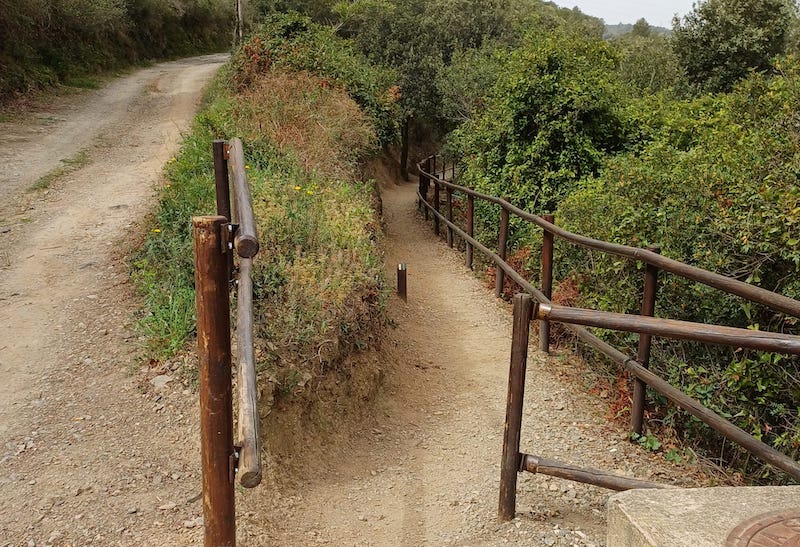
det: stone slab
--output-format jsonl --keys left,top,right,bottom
{"left": 607, "top": 486, "right": 800, "bottom": 546}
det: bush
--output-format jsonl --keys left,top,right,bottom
{"left": 135, "top": 26, "right": 386, "bottom": 411}
{"left": 555, "top": 60, "right": 800, "bottom": 477}
{"left": 229, "top": 13, "right": 398, "bottom": 146}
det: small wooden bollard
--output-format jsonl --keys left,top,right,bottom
{"left": 499, "top": 294, "right": 534, "bottom": 522}
{"left": 193, "top": 216, "right": 236, "bottom": 547}
{"left": 397, "top": 263, "right": 407, "bottom": 302}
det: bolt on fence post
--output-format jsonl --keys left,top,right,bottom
{"left": 631, "top": 246, "right": 661, "bottom": 436}
{"left": 540, "top": 214, "right": 555, "bottom": 353}
{"left": 397, "top": 263, "right": 407, "bottom": 302}
{"left": 466, "top": 194, "right": 475, "bottom": 270}
{"left": 499, "top": 293, "right": 534, "bottom": 522}
{"left": 433, "top": 177, "right": 441, "bottom": 237}
{"left": 495, "top": 201, "right": 510, "bottom": 298}
{"left": 193, "top": 216, "right": 236, "bottom": 547}
{"left": 446, "top": 187, "right": 454, "bottom": 248}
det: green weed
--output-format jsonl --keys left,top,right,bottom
{"left": 30, "top": 149, "right": 90, "bottom": 191}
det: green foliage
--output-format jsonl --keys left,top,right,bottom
{"left": 0, "top": 0, "right": 233, "bottom": 98}
{"left": 614, "top": 34, "right": 682, "bottom": 95}
{"left": 450, "top": 32, "right": 628, "bottom": 216}
{"left": 135, "top": 31, "right": 385, "bottom": 399}
{"left": 229, "top": 13, "right": 398, "bottom": 145}
{"left": 556, "top": 61, "right": 800, "bottom": 476}
{"left": 672, "top": 0, "right": 795, "bottom": 93}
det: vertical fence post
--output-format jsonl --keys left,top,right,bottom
{"left": 213, "top": 140, "right": 232, "bottom": 222}
{"left": 495, "top": 202, "right": 510, "bottom": 298}
{"left": 193, "top": 216, "right": 236, "bottom": 547}
{"left": 423, "top": 158, "right": 431, "bottom": 221}
{"left": 433, "top": 177, "right": 441, "bottom": 237}
{"left": 397, "top": 263, "right": 407, "bottom": 302}
{"left": 432, "top": 155, "right": 437, "bottom": 181}
{"left": 539, "top": 214, "right": 555, "bottom": 353}
{"left": 466, "top": 194, "right": 475, "bottom": 270}
{"left": 446, "top": 187, "right": 454, "bottom": 248}
{"left": 631, "top": 246, "right": 661, "bottom": 436}
{"left": 499, "top": 294, "right": 533, "bottom": 522}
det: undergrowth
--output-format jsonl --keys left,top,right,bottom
{"left": 133, "top": 16, "right": 389, "bottom": 411}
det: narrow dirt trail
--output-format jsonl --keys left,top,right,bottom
{"left": 252, "top": 169, "right": 699, "bottom": 546}
{"left": 0, "top": 55, "right": 226, "bottom": 545}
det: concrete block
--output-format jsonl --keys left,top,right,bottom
{"left": 607, "top": 486, "right": 800, "bottom": 546}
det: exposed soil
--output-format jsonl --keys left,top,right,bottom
{"left": 0, "top": 60, "right": 705, "bottom": 547}
{"left": 0, "top": 55, "right": 227, "bottom": 546}
{"left": 234, "top": 158, "right": 706, "bottom": 546}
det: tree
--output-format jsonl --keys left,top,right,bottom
{"left": 672, "top": 0, "right": 794, "bottom": 93}
{"left": 631, "top": 18, "right": 651, "bottom": 37}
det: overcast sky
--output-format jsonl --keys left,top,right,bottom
{"left": 552, "top": 1, "right": 697, "bottom": 28}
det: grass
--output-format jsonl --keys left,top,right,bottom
{"left": 133, "top": 60, "right": 387, "bottom": 406}
{"left": 29, "top": 149, "right": 91, "bottom": 191}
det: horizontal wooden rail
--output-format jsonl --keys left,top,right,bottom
{"left": 417, "top": 183, "right": 800, "bottom": 482}
{"left": 536, "top": 303, "right": 800, "bottom": 355}
{"left": 228, "top": 138, "right": 260, "bottom": 258}
{"left": 235, "top": 257, "right": 261, "bottom": 488}
{"left": 520, "top": 453, "right": 668, "bottom": 491}
{"left": 418, "top": 157, "right": 800, "bottom": 319}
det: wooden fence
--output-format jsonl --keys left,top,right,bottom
{"left": 416, "top": 155, "right": 800, "bottom": 521}
{"left": 192, "top": 138, "right": 262, "bottom": 545}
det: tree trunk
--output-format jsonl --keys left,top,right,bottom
{"left": 400, "top": 117, "right": 410, "bottom": 181}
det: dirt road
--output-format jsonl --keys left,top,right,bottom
{"left": 0, "top": 54, "right": 226, "bottom": 545}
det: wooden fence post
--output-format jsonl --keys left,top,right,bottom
{"left": 423, "top": 158, "right": 431, "bottom": 221}
{"left": 495, "top": 202, "right": 510, "bottom": 298}
{"left": 466, "top": 194, "right": 474, "bottom": 270}
{"left": 631, "top": 246, "right": 661, "bottom": 436}
{"left": 499, "top": 294, "right": 534, "bottom": 522}
{"left": 446, "top": 187, "right": 454, "bottom": 248}
{"left": 193, "top": 216, "right": 236, "bottom": 547}
{"left": 433, "top": 177, "right": 441, "bottom": 236}
{"left": 540, "top": 214, "right": 555, "bottom": 353}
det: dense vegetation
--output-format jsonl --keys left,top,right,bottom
{"left": 0, "top": 0, "right": 233, "bottom": 98}
{"left": 250, "top": 0, "right": 800, "bottom": 480}
{"left": 134, "top": 15, "right": 390, "bottom": 441}
{"left": 126, "top": 0, "right": 800, "bottom": 481}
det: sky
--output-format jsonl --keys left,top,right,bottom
{"left": 552, "top": 1, "right": 697, "bottom": 28}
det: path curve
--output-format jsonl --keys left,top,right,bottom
{"left": 241, "top": 163, "right": 701, "bottom": 546}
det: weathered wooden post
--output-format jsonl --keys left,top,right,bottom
{"left": 539, "top": 214, "right": 555, "bottom": 353}
{"left": 631, "top": 246, "right": 661, "bottom": 436}
{"left": 433, "top": 177, "right": 441, "bottom": 237}
{"left": 397, "top": 263, "right": 407, "bottom": 302}
{"left": 446, "top": 187, "right": 454, "bottom": 248}
{"left": 466, "top": 194, "right": 475, "bottom": 270}
{"left": 499, "top": 294, "right": 534, "bottom": 522}
{"left": 495, "top": 202, "right": 510, "bottom": 298}
{"left": 422, "top": 158, "right": 431, "bottom": 221}
{"left": 193, "top": 216, "right": 236, "bottom": 546}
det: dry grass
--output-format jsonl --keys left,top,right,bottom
{"left": 234, "top": 71, "right": 376, "bottom": 180}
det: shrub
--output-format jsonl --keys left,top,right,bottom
{"left": 555, "top": 60, "right": 800, "bottom": 477}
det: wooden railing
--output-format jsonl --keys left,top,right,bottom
{"left": 191, "top": 138, "right": 262, "bottom": 545}
{"left": 416, "top": 154, "right": 800, "bottom": 521}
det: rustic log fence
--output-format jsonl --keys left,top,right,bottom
{"left": 416, "top": 154, "right": 800, "bottom": 522}
{"left": 192, "top": 138, "right": 262, "bottom": 545}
